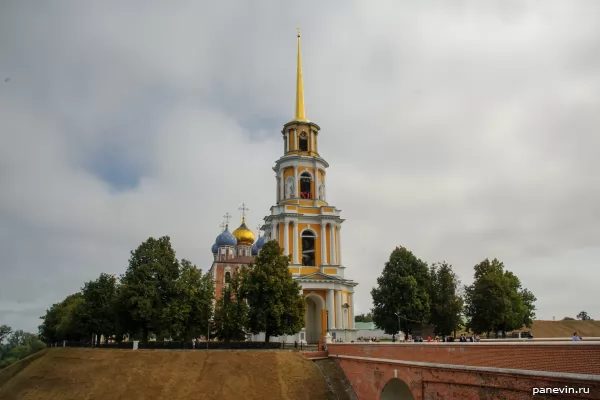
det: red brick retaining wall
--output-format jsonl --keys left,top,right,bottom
{"left": 335, "top": 356, "right": 600, "bottom": 400}
{"left": 327, "top": 343, "right": 600, "bottom": 375}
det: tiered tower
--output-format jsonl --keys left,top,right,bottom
{"left": 260, "top": 29, "right": 357, "bottom": 343}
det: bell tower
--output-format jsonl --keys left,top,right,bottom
{"left": 263, "top": 29, "right": 345, "bottom": 278}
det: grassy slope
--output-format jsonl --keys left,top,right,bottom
{"left": 528, "top": 320, "right": 600, "bottom": 338}
{"left": 0, "top": 348, "right": 329, "bottom": 400}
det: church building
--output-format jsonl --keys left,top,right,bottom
{"left": 208, "top": 30, "right": 358, "bottom": 343}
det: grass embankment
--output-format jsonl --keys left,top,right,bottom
{"left": 527, "top": 320, "right": 600, "bottom": 338}
{"left": 0, "top": 348, "right": 330, "bottom": 400}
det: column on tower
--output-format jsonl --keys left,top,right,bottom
{"left": 292, "top": 221, "right": 299, "bottom": 264}
{"left": 294, "top": 166, "right": 298, "bottom": 198}
{"left": 279, "top": 174, "right": 284, "bottom": 201}
{"left": 348, "top": 293, "right": 355, "bottom": 329}
{"left": 284, "top": 220, "right": 290, "bottom": 255}
{"left": 314, "top": 165, "right": 320, "bottom": 205}
{"left": 337, "top": 226, "right": 342, "bottom": 265}
{"left": 335, "top": 290, "right": 342, "bottom": 329}
{"left": 329, "top": 222, "right": 337, "bottom": 265}
{"left": 271, "top": 222, "right": 277, "bottom": 241}
{"left": 327, "top": 289, "right": 334, "bottom": 332}
{"left": 320, "top": 222, "right": 327, "bottom": 265}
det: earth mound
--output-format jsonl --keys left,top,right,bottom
{"left": 0, "top": 348, "right": 331, "bottom": 400}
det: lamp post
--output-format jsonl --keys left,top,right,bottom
{"left": 395, "top": 312, "right": 402, "bottom": 340}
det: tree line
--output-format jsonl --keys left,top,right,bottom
{"left": 0, "top": 325, "right": 46, "bottom": 369}
{"left": 370, "top": 247, "right": 537, "bottom": 338}
{"left": 39, "top": 236, "right": 305, "bottom": 344}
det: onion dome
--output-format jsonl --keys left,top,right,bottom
{"left": 211, "top": 243, "right": 218, "bottom": 254}
{"left": 251, "top": 242, "right": 258, "bottom": 256}
{"left": 215, "top": 225, "right": 237, "bottom": 247}
{"left": 232, "top": 218, "right": 255, "bottom": 246}
{"left": 255, "top": 234, "right": 266, "bottom": 250}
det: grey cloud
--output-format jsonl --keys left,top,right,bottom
{"left": 1, "top": 0, "right": 600, "bottom": 331}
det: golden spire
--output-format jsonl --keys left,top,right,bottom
{"left": 293, "top": 27, "right": 309, "bottom": 123}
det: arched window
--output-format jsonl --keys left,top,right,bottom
{"left": 225, "top": 271, "right": 231, "bottom": 283}
{"left": 300, "top": 172, "right": 312, "bottom": 199}
{"left": 299, "top": 132, "right": 309, "bottom": 151}
{"left": 301, "top": 230, "right": 316, "bottom": 266}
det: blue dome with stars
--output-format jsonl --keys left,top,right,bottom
{"left": 211, "top": 243, "right": 218, "bottom": 254}
{"left": 251, "top": 241, "right": 258, "bottom": 256}
{"left": 255, "top": 234, "right": 266, "bottom": 250}
{"left": 215, "top": 225, "right": 237, "bottom": 247}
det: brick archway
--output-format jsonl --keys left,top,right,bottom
{"left": 380, "top": 378, "right": 414, "bottom": 400}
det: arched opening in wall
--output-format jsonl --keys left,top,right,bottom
{"left": 301, "top": 230, "right": 316, "bottom": 266}
{"left": 305, "top": 294, "right": 324, "bottom": 342}
{"left": 380, "top": 378, "right": 414, "bottom": 400}
{"left": 299, "top": 132, "right": 309, "bottom": 151}
{"left": 224, "top": 271, "right": 231, "bottom": 283}
{"left": 300, "top": 172, "right": 312, "bottom": 199}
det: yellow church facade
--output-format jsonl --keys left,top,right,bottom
{"left": 209, "top": 31, "right": 357, "bottom": 343}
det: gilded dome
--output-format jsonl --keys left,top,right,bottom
{"left": 232, "top": 218, "right": 255, "bottom": 246}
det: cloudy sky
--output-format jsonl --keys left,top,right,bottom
{"left": 1, "top": 1, "right": 599, "bottom": 332}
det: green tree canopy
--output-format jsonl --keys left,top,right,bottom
{"left": 213, "top": 268, "right": 249, "bottom": 343}
{"left": 119, "top": 236, "right": 180, "bottom": 342}
{"left": 79, "top": 273, "right": 119, "bottom": 344}
{"left": 354, "top": 313, "right": 373, "bottom": 323}
{"left": 577, "top": 311, "right": 592, "bottom": 321}
{"left": 244, "top": 240, "right": 305, "bottom": 343}
{"left": 371, "top": 247, "right": 431, "bottom": 335}
{"left": 163, "top": 260, "right": 215, "bottom": 341}
{"left": 0, "top": 325, "right": 12, "bottom": 344}
{"left": 464, "top": 258, "right": 536, "bottom": 336}
{"left": 429, "top": 262, "right": 464, "bottom": 337}
{"left": 38, "top": 293, "right": 87, "bottom": 343}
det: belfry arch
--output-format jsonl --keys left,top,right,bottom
{"left": 304, "top": 292, "right": 324, "bottom": 343}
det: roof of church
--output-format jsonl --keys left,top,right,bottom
{"left": 218, "top": 256, "right": 255, "bottom": 264}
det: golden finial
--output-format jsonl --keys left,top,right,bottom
{"left": 293, "top": 28, "right": 309, "bottom": 123}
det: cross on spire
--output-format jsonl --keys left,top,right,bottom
{"left": 256, "top": 224, "right": 262, "bottom": 235}
{"left": 297, "top": 26, "right": 300, "bottom": 37}
{"left": 238, "top": 203, "right": 249, "bottom": 221}
{"left": 219, "top": 222, "right": 226, "bottom": 232}
{"left": 223, "top": 212, "right": 231, "bottom": 226}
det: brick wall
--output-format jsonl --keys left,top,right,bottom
{"left": 336, "top": 357, "right": 600, "bottom": 400}
{"left": 327, "top": 343, "right": 600, "bottom": 375}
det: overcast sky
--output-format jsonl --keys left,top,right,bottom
{"left": 1, "top": 1, "right": 599, "bottom": 332}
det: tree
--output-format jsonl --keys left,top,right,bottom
{"left": 38, "top": 293, "right": 87, "bottom": 343}
{"left": 244, "top": 240, "right": 305, "bottom": 343}
{"left": 354, "top": 313, "right": 373, "bottom": 323}
{"left": 119, "top": 236, "right": 180, "bottom": 342}
{"left": 428, "top": 262, "right": 464, "bottom": 337}
{"left": 464, "top": 259, "right": 536, "bottom": 337}
{"left": 577, "top": 311, "right": 592, "bottom": 321}
{"left": 163, "top": 260, "right": 215, "bottom": 341}
{"left": 371, "top": 247, "right": 431, "bottom": 336}
{"left": 0, "top": 329, "right": 46, "bottom": 369}
{"left": 79, "top": 273, "right": 119, "bottom": 344}
{"left": 0, "top": 325, "right": 11, "bottom": 344}
{"left": 213, "top": 268, "right": 249, "bottom": 343}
